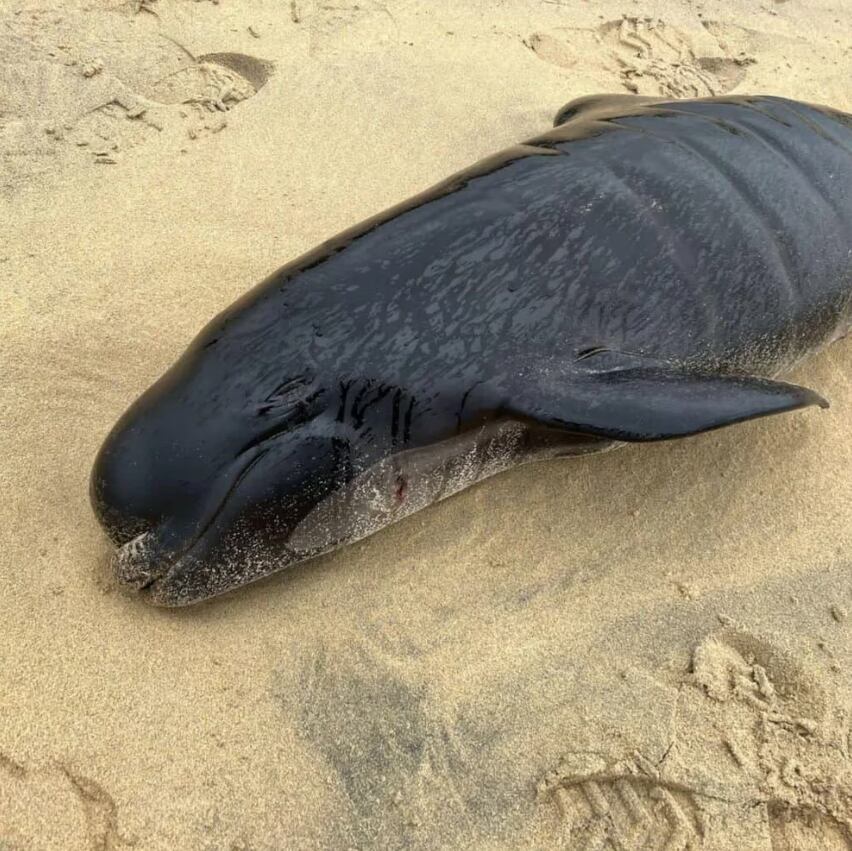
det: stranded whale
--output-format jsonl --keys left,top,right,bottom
{"left": 90, "top": 94, "right": 852, "bottom": 606}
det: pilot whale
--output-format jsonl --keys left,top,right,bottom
{"left": 91, "top": 94, "right": 852, "bottom": 606}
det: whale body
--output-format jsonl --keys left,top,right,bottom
{"left": 90, "top": 94, "right": 852, "bottom": 606}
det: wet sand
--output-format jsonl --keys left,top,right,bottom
{"left": 1, "top": 1, "right": 850, "bottom": 847}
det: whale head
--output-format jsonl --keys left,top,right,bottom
{"left": 89, "top": 296, "right": 394, "bottom": 605}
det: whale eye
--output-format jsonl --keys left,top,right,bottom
{"left": 240, "top": 375, "right": 325, "bottom": 455}
{"left": 258, "top": 375, "right": 317, "bottom": 417}
{"left": 576, "top": 345, "right": 610, "bottom": 361}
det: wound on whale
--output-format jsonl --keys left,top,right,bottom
{"left": 90, "top": 94, "right": 852, "bottom": 606}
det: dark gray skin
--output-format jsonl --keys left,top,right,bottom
{"left": 90, "top": 94, "right": 852, "bottom": 606}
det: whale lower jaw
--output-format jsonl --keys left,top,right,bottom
{"left": 113, "top": 531, "right": 169, "bottom": 591}
{"left": 113, "top": 525, "right": 305, "bottom": 606}
{"left": 113, "top": 531, "right": 198, "bottom": 603}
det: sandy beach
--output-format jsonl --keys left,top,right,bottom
{"left": 1, "top": 0, "right": 851, "bottom": 847}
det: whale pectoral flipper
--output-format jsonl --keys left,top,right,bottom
{"left": 499, "top": 367, "right": 829, "bottom": 442}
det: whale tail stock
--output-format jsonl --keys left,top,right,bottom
{"left": 474, "top": 358, "right": 829, "bottom": 443}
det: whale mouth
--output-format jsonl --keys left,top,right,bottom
{"left": 113, "top": 531, "right": 203, "bottom": 603}
{"left": 113, "top": 524, "right": 221, "bottom": 603}
{"left": 114, "top": 527, "right": 306, "bottom": 606}
{"left": 108, "top": 424, "right": 334, "bottom": 605}
{"left": 111, "top": 440, "right": 278, "bottom": 600}
{"left": 113, "top": 531, "right": 171, "bottom": 592}
{"left": 111, "top": 501, "right": 306, "bottom": 607}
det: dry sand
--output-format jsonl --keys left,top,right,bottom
{"left": 1, "top": 0, "right": 851, "bottom": 848}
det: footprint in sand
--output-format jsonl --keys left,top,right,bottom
{"left": 300, "top": 1, "right": 400, "bottom": 56}
{"left": 0, "top": 3, "right": 273, "bottom": 185}
{"left": 688, "top": 628, "right": 852, "bottom": 848}
{"left": 72, "top": 46, "right": 274, "bottom": 160}
{"left": 768, "top": 801, "right": 852, "bottom": 851}
{"left": 527, "top": 17, "right": 755, "bottom": 98}
{"left": 598, "top": 18, "right": 754, "bottom": 97}
{"left": 538, "top": 628, "right": 852, "bottom": 849}
{"left": 538, "top": 768, "right": 703, "bottom": 850}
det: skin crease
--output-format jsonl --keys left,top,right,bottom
{"left": 90, "top": 94, "right": 852, "bottom": 606}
